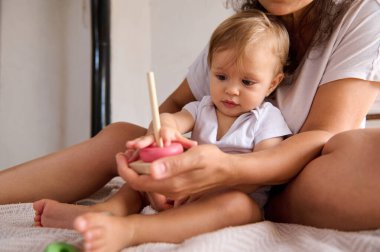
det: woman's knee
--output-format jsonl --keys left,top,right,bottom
{"left": 321, "top": 128, "right": 380, "bottom": 169}
{"left": 267, "top": 128, "right": 380, "bottom": 229}
{"left": 90, "top": 122, "right": 147, "bottom": 175}
{"left": 322, "top": 128, "right": 380, "bottom": 155}
{"left": 95, "top": 122, "right": 147, "bottom": 143}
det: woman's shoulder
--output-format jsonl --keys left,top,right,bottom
{"left": 358, "top": 0, "right": 380, "bottom": 10}
{"left": 186, "top": 45, "right": 211, "bottom": 101}
{"left": 319, "top": 0, "right": 380, "bottom": 83}
{"left": 341, "top": 0, "right": 380, "bottom": 27}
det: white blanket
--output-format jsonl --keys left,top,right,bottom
{"left": 1, "top": 178, "right": 380, "bottom": 252}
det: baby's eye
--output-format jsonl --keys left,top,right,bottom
{"left": 242, "top": 79, "right": 255, "bottom": 86}
{"left": 216, "top": 74, "right": 227, "bottom": 81}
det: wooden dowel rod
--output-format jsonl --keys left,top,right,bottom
{"left": 147, "top": 72, "right": 163, "bottom": 147}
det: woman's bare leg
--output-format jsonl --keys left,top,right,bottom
{"left": 266, "top": 128, "right": 380, "bottom": 231}
{"left": 0, "top": 122, "right": 147, "bottom": 204}
{"left": 74, "top": 190, "right": 261, "bottom": 252}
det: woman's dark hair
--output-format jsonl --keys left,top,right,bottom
{"left": 227, "top": 0, "right": 354, "bottom": 73}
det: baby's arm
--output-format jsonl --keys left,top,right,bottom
{"left": 159, "top": 110, "right": 196, "bottom": 147}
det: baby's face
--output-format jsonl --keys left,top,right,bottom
{"left": 209, "top": 42, "right": 281, "bottom": 118}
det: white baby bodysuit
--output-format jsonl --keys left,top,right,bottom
{"left": 183, "top": 96, "right": 291, "bottom": 153}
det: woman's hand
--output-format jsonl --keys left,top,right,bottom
{"left": 116, "top": 144, "right": 235, "bottom": 201}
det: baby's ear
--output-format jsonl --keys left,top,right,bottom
{"left": 266, "top": 73, "right": 284, "bottom": 97}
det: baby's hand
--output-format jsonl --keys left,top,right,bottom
{"left": 124, "top": 134, "right": 156, "bottom": 163}
{"left": 127, "top": 127, "right": 197, "bottom": 150}
{"left": 126, "top": 134, "right": 155, "bottom": 150}
{"left": 159, "top": 127, "right": 197, "bottom": 148}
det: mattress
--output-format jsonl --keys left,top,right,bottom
{"left": 1, "top": 177, "right": 379, "bottom": 252}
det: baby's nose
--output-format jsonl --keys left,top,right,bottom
{"left": 225, "top": 84, "right": 239, "bottom": 96}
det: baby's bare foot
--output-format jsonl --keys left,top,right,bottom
{"left": 74, "top": 213, "right": 136, "bottom": 252}
{"left": 33, "top": 199, "right": 96, "bottom": 229}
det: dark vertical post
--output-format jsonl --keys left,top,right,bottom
{"left": 90, "top": 0, "right": 111, "bottom": 137}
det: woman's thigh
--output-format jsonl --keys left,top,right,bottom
{"left": 0, "top": 121, "right": 147, "bottom": 203}
{"left": 266, "top": 128, "right": 380, "bottom": 231}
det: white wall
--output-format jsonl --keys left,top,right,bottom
{"left": 0, "top": 0, "right": 90, "bottom": 168}
{"left": 111, "top": 0, "right": 152, "bottom": 127}
{"left": 150, "top": 0, "right": 233, "bottom": 106}
{"left": 111, "top": 0, "right": 232, "bottom": 127}
{"left": 366, "top": 120, "right": 380, "bottom": 128}
{"left": 62, "top": 0, "right": 91, "bottom": 147}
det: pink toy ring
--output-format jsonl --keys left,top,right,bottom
{"left": 140, "top": 142, "right": 184, "bottom": 162}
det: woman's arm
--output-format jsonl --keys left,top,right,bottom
{"left": 159, "top": 79, "right": 196, "bottom": 113}
{"left": 228, "top": 78, "right": 379, "bottom": 186}
{"left": 301, "top": 78, "right": 378, "bottom": 133}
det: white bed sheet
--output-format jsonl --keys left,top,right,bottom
{"left": 1, "top": 178, "right": 379, "bottom": 252}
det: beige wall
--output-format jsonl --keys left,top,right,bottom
{"left": 111, "top": 0, "right": 152, "bottom": 127}
{"left": 111, "top": 0, "right": 232, "bottom": 127}
{"left": 150, "top": 0, "right": 232, "bottom": 108}
{"left": 0, "top": 0, "right": 91, "bottom": 168}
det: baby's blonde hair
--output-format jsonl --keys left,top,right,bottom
{"left": 208, "top": 9, "right": 289, "bottom": 75}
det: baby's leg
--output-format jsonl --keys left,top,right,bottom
{"left": 34, "top": 183, "right": 143, "bottom": 229}
{"left": 75, "top": 190, "right": 261, "bottom": 252}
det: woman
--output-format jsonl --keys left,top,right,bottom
{"left": 1, "top": 0, "right": 380, "bottom": 231}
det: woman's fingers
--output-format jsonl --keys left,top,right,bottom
{"left": 116, "top": 151, "right": 189, "bottom": 197}
{"left": 150, "top": 145, "right": 212, "bottom": 179}
{"left": 150, "top": 152, "right": 194, "bottom": 180}
{"left": 116, "top": 153, "right": 158, "bottom": 192}
{"left": 116, "top": 153, "right": 151, "bottom": 184}
{"left": 123, "top": 149, "right": 139, "bottom": 163}
{"left": 116, "top": 153, "right": 138, "bottom": 181}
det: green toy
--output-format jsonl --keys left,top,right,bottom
{"left": 44, "top": 242, "right": 78, "bottom": 252}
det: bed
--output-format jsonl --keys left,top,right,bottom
{"left": 1, "top": 177, "right": 380, "bottom": 252}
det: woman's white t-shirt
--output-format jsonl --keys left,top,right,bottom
{"left": 186, "top": 0, "right": 380, "bottom": 133}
